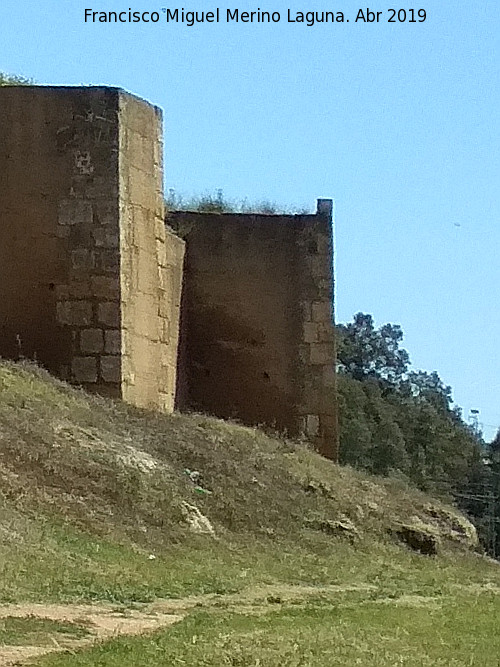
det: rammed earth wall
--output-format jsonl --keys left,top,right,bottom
{"left": 0, "top": 85, "right": 337, "bottom": 459}
{"left": 169, "top": 201, "right": 338, "bottom": 459}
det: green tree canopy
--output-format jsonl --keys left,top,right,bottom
{"left": 337, "top": 312, "right": 410, "bottom": 386}
{"left": 490, "top": 428, "right": 500, "bottom": 453}
{"left": 336, "top": 314, "right": 486, "bottom": 530}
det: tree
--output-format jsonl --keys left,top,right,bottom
{"left": 337, "top": 375, "right": 374, "bottom": 469}
{"left": 337, "top": 313, "right": 485, "bottom": 500}
{"left": 337, "top": 313, "right": 409, "bottom": 386}
{"left": 400, "top": 370, "right": 453, "bottom": 413}
{"left": 490, "top": 428, "right": 500, "bottom": 454}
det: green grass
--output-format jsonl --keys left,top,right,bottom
{"left": 0, "top": 616, "right": 89, "bottom": 647}
{"left": 1, "top": 512, "right": 489, "bottom": 604}
{"left": 37, "top": 589, "right": 500, "bottom": 666}
{"left": 0, "top": 361, "right": 478, "bottom": 564}
{"left": 0, "top": 361, "right": 499, "bottom": 664}
{"left": 165, "top": 188, "right": 311, "bottom": 215}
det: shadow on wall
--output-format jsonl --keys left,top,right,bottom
{"left": 177, "top": 303, "right": 300, "bottom": 434}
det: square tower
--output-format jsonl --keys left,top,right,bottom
{"left": 0, "top": 86, "right": 184, "bottom": 411}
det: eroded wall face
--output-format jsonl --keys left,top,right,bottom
{"left": 173, "top": 213, "right": 302, "bottom": 432}
{"left": 119, "top": 95, "right": 185, "bottom": 411}
{"left": 0, "top": 87, "right": 184, "bottom": 411}
{"left": 0, "top": 85, "right": 333, "bottom": 447}
{"left": 0, "top": 87, "right": 121, "bottom": 392}
{"left": 295, "top": 204, "right": 338, "bottom": 459}
{"left": 170, "top": 209, "right": 338, "bottom": 459}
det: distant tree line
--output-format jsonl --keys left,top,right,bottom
{"left": 336, "top": 313, "right": 498, "bottom": 556}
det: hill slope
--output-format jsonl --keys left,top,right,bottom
{"left": 0, "top": 361, "right": 478, "bottom": 557}
{"left": 1, "top": 362, "right": 500, "bottom": 665}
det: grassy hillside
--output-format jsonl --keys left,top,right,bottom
{"left": 0, "top": 361, "right": 499, "bottom": 665}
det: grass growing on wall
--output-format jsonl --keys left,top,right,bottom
{"left": 0, "top": 72, "right": 33, "bottom": 86}
{"left": 165, "top": 188, "right": 311, "bottom": 215}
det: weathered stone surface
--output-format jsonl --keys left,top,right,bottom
{"left": 98, "top": 302, "right": 120, "bottom": 328}
{"left": 55, "top": 281, "right": 91, "bottom": 300}
{"left": 92, "top": 228, "right": 119, "bottom": 248}
{"left": 100, "top": 355, "right": 121, "bottom": 383}
{"left": 71, "top": 249, "right": 94, "bottom": 271}
{"left": 305, "top": 414, "right": 320, "bottom": 437}
{"left": 0, "top": 86, "right": 337, "bottom": 455}
{"left": 311, "top": 301, "right": 331, "bottom": 323}
{"left": 393, "top": 524, "right": 439, "bottom": 556}
{"left": 310, "top": 343, "right": 332, "bottom": 365}
{"left": 57, "top": 301, "right": 93, "bottom": 326}
{"left": 91, "top": 276, "right": 120, "bottom": 300}
{"left": 160, "top": 319, "right": 170, "bottom": 343}
{"left": 94, "top": 250, "right": 119, "bottom": 272}
{"left": 300, "top": 301, "right": 312, "bottom": 322}
{"left": 303, "top": 322, "right": 318, "bottom": 343}
{"left": 104, "top": 330, "right": 121, "bottom": 354}
{"left": 0, "top": 86, "right": 185, "bottom": 414}
{"left": 80, "top": 328, "right": 104, "bottom": 354}
{"left": 72, "top": 356, "right": 98, "bottom": 383}
{"left": 169, "top": 202, "right": 337, "bottom": 460}
{"left": 323, "top": 365, "right": 336, "bottom": 388}
{"left": 59, "top": 200, "right": 93, "bottom": 226}
{"left": 317, "top": 322, "right": 334, "bottom": 343}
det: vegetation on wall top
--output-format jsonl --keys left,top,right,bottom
{"left": 165, "top": 188, "right": 311, "bottom": 215}
{"left": 0, "top": 72, "right": 33, "bottom": 86}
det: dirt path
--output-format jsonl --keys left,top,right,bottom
{"left": 0, "top": 603, "right": 182, "bottom": 666}
{"left": 0, "top": 583, "right": 374, "bottom": 666}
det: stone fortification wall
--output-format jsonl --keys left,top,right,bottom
{"left": 169, "top": 200, "right": 338, "bottom": 459}
{"left": 0, "top": 85, "right": 336, "bottom": 458}
{"left": 0, "top": 86, "right": 183, "bottom": 410}
{"left": 118, "top": 93, "right": 185, "bottom": 411}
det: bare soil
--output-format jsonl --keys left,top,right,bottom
{"left": 0, "top": 583, "right": 375, "bottom": 665}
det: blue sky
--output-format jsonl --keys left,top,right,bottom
{"left": 1, "top": 1, "right": 499, "bottom": 438}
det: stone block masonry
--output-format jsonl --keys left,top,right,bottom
{"left": 0, "top": 85, "right": 337, "bottom": 459}
{"left": 0, "top": 86, "right": 184, "bottom": 410}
